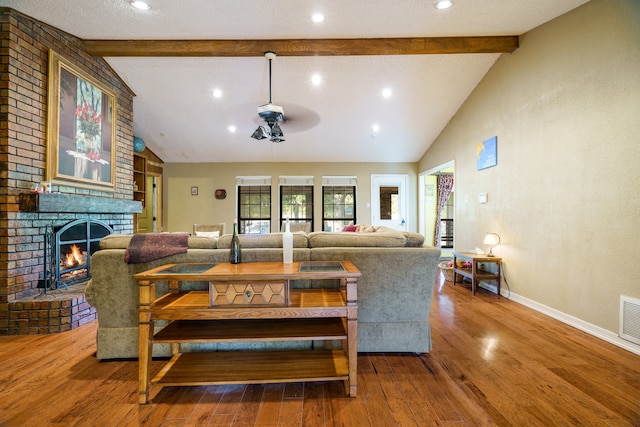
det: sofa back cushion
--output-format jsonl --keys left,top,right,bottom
{"left": 308, "top": 230, "right": 407, "bottom": 247}
{"left": 217, "top": 232, "right": 309, "bottom": 249}
{"left": 99, "top": 234, "right": 218, "bottom": 250}
{"left": 372, "top": 226, "right": 426, "bottom": 247}
{"left": 402, "top": 232, "right": 425, "bottom": 247}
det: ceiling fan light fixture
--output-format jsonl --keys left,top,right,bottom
{"left": 270, "top": 122, "right": 284, "bottom": 138}
{"left": 252, "top": 52, "right": 288, "bottom": 143}
{"left": 251, "top": 126, "right": 269, "bottom": 140}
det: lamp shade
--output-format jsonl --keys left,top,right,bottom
{"left": 250, "top": 126, "right": 269, "bottom": 140}
{"left": 483, "top": 232, "right": 500, "bottom": 257}
{"left": 483, "top": 233, "right": 500, "bottom": 246}
{"left": 270, "top": 122, "right": 284, "bottom": 138}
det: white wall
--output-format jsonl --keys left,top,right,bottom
{"left": 419, "top": 0, "right": 640, "bottom": 334}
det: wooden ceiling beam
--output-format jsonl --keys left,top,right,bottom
{"left": 82, "top": 36, "right": 519, "bottom": 57}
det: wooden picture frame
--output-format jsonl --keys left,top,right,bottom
{"left": 46, "top": 50, "right": 117, "bottom": 191}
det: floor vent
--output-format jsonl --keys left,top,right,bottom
{"left": 620, "top": 295, "right": 640, "bottom": 346}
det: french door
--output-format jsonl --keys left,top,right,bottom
{"left": 371, "top": 174, "right": 408, "bottom": 231}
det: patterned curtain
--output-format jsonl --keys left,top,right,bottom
{"left": 434, "top": 174, "right": 454, "bottom": 248}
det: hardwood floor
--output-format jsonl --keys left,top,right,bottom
{"left": 1, "top": 276, "right": 639, "bottom": 426}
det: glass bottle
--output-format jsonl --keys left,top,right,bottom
{"left": 230, "top": 220, "right": 241, "bottom": 264}
{"left": 283, "top": 218, "right": 293, "bottom": 264}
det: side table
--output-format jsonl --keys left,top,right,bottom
{"left": 453, "top": 252, "right": 502, "bottom": 296}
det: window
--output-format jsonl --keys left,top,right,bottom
{"left": 279, "top": 177, "right": 314, "bottom": 230}
{"left": 322, "top": 177, "right": 356, "bottom": 232}
{"left": 237, "top": 177, "right": 271, "bottom": 234}
{"left": 440, "top": 219, "right": 454, "bottom": 248}
{"left": 440, "top": 191, "right": 454, "bottom": 248}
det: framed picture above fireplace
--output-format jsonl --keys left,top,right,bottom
{"left": 46, "top": 50, "right": 117, "bottom": 192}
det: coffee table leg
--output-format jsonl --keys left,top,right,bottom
{"left": 345, "top": 277, "right": 358, "bottom": 397}
{"left": 138, "top": 281, "right": 155, "bottom": 404}
{"left": 138, "top": 319, "right": 153, "bottom": 404}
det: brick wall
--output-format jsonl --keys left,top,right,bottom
{"left": 0, "top": 8, "right": 136, "bottom": 333}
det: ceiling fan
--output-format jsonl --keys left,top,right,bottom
{"left": 251, "top": 51, "right": 285, "bottom": 143}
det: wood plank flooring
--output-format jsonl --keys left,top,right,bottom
{"left": 1, "top": 276, "right": 639, "bottom": 426}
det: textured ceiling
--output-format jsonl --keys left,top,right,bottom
{"left": 0, "top": 0, "right": 590, "bottom": 163}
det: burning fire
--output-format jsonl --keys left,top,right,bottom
{"left": 65, "top": 244, "right": 83, "bottom": 267}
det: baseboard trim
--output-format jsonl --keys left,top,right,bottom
{"left": 504, "top": 290, "right": 640, "bottom": 356}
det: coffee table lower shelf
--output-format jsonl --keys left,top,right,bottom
{"left": 153, "top": 350, "right": 349, "bottom": 386}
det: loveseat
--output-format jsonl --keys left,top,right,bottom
{"left": 85, "top": 228, "right": 441, "bottom": 359}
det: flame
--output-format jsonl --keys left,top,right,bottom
{"left": 65, "top": 244, "right": 83, "bottom": 267}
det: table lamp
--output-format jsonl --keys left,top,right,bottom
{"left": 483, "top": 233, "right": 501, "bottom": 257}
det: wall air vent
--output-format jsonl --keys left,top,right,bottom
{"left": 620, "top": 295, "right": 640, "bottom": 346}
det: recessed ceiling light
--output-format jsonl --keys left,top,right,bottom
{"left": 311, "top": 13, "right": 325, "bottom": 23}
{"left": 311, "top": 74, "right": 322, "bottom": 86}
{"left": 382, "top": 88, "right": 392, "bottom": 98}
{"left": 130, "top": 1, "right": 150, "bottom": 10}
{"left": 371, "top": 124, "right": 380, "bottom": 135}
{"left": 435, "top": 1, "right": 453, "bottom": 10}
{"left": 213, "top": 89, "right": 222, "bottom": 98}
{"left": 227, "top": 125, "right": 237, "bottom": 133}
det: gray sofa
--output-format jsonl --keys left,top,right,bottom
{"left": 85, "top": 228, "right": 441, "bottom": 359}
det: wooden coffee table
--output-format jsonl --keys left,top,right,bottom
{"left": 134, "top": 261, "right": 360, "bottom": 404}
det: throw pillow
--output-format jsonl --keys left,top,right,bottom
{"left": 356, "top": 224, "right": 376, "bottom": 233}
{"left": 342, "top": 225, "right": 357, "bottom": 232}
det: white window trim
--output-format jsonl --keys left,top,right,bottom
{"left": 279, "top": 176, "right": 314, "bottom": 186}
{"left": 321, "top": 176, "right": 357, "bottom": 187}
{"left": 236, "top": 176, "right": 271, "bottom": 186}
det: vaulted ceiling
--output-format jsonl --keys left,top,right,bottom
{"left": 0, "top": 0, "right": 589, "bottom": 163}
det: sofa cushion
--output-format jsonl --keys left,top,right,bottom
{"left": 402, "top": 231, "right": 425, "bottom": 247}
{"left": 217, "top": 232, "right": 309, "bottom": 249}
{"left": 195, "top": 230, "right": 220, "bottom": 238}
{"left": 99, "top": 234, "right": 217, "bottom": 250}
{"left": 308, "top": 230, "right": 406, "bottom": 247}
{"left": 374, "top": 226, "right": 425, "bottom": 247}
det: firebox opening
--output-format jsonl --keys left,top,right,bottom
{"left": 59, "top": 243, "right": 89, "bottom": 285}
{"left": 47, "top": 219, "right": 113, "bottom": 290}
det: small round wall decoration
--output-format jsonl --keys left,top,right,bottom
{"left": 215, "top": 189, "right": 227, "bottom": 200}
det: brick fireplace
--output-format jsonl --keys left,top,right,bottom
{"left": 0, "top": 9, "right": 140, "bottom": 334}
{"left": 3, "top": 208, "right": 131, "bottom": 335}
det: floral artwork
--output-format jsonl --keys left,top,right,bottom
{"left": 75, "top": 93, "right": 103, "bottom": 161}
{"left": 46, "top": 50, "right": 116, "bottom": 191}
